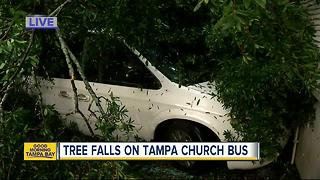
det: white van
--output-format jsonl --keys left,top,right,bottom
{"left": 37, "top": 37, "right": 272, "bottom": 170}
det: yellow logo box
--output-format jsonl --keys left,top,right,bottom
{"left": 24, "top": 142, "right": 57, "bottom": 160}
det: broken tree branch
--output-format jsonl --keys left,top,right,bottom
{"left": 56, "top": 30, "right": 94, "bottom": 136}
{"left": 65, "top": 38, "right": 108, "bottom": 121}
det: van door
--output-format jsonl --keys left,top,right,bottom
{"left": 38, "top": 36, "right": 163, "bottom": 139}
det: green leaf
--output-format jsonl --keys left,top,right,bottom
{"left": 223, "top": 1, "right": 233, "bottom": 15}
{"left": 194, "top": 0, "right": 204, "bottom": 12}
{"left": 221, "top": 15, "right": 235, "bottom": 31}
{"left": 29, "top": 56, "right": 39, "bottom": 67}
{"left": 6, "top": 40, "right": 12, "bottom": 51}
{"left": 0, "top": 63, "right": 5, "bottom": 70}
{"left": 255, "top": 0, "right": 266, "bottom": 8}
{"left": 244, "top": 0, "right": 251, "bottom": 9}
{"left": 14, "top": 40, "right": 27, "bottom": 44}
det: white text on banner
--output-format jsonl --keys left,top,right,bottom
{"left": 58, "top": 142, "right": 260, "bottom": 161}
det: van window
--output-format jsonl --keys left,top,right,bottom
{"left": 38, "top": 35, "right": 161, "bottom": 90}
{"left": 81, "top": 36, "right": 161, "bottom": 89}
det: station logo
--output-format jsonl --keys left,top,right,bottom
{"left": 24, "top": 142, "right": 57, "bottom": 160}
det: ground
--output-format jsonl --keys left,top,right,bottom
{"left": 127, "top": 160, "right": 300, "bottom": 179}
{"left": 127, "top": 138, "right": 301, "bottom": 179}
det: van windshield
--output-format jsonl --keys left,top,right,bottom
{"left": 142, "top": 47, "right": 212, "bottom": 86}
{"left": 144, "top": 49, "right": 179, "bottom": 83}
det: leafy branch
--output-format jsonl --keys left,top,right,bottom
{"left": 0, "top": 30, "right": 34, "bottom": 109}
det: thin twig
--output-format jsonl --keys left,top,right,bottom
{"left": 31, "top": 67, "right": 45, "bottom": 121}
{"left": 49, "top": 0, "right": 72, "bottom": 17}
{"left": 0, "top": 21, "right": 14, "bottom": 41}
{"left": 0, "top": 84, "right": 12, "bottom": 110}
{"left": 88, "top": 99, "right": 99, "bottom": 120}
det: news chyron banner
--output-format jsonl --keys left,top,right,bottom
{"left": 24, "top": 142, "right": 259, "bottom": 161}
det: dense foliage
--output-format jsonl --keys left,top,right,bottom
{"left": 1, "top": 1, "right": 319, "bottom": 176}
{"left": 0, "top": 88, "right": 131, "bottom": 179}
{"left": 59, "top": 0, "right": 319, "bottom": 158}
{"left": 87, "top": 0, "right": 319, "bottom": 158}
{"left": 204, "top": 0, "right": 320, "bottom": 157}
{"left": 0, "top": 1, "right": 134, "bottom": 178}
